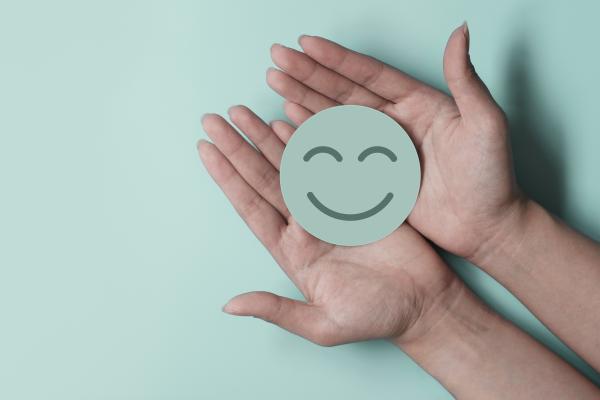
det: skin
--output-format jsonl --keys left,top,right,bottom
{"left": 197, "top": 23, "right": 600, "bottom": 397}
{"left": 266, "top": 23, "right": 600, "bottom": 373}
{"left": 267, "top": 24, "right": 519, "bottom": 261}
{"left": 198, "top": 108, "right": 600, "bottom": 398}
{"left": 198, "top": 110, "right": 458, "bottom": 346}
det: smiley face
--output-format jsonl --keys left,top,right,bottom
{"left": 304, "top": 145, "right": 397, "bottom": 221}
{"left": 280, "top": 105, "right": 421, "bottom": 246}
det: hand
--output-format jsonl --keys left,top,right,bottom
{"left": 266, "top": 23, "right": 525, "bottom": 262}
{"left": 198, "top": 106, "right": 459, "bottom": 346}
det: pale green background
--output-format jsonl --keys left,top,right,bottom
{"left": 1, "top": 0, "right": 600, "bottom": 399}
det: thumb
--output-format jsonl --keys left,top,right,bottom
{"left": 443, "top": 22, "right": 503, "bottom": 125}
{"left": 223, "top": 291, "right": 333, "bottom": 346}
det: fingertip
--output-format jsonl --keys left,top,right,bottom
{"left": 270, "top": 46, "right": 291, "bottom": 70}
{"left": 270, "top": 42, "right": 285, "bottom": 52}
{"left": 270, "top": 43, "right": 287, "bottom": 61}
{"left": 283, "top": 100, "right": 297, "bottom": 113}
{"left": 269, "top": 119, "right": 284, "bottom": 132}
{"left": 222, "top": 293, "right": 254, "bottom": 316}
{"left": 226, "top": 105, "right": 239, "bottom": 115}
{"left": 266, "top": 67, "right": 282, "bottom": 87}
{"left": 297, "top": 34, "right": 311, "bottom": 46}
{"left": 197, "top": 138, "right": 209, "bottom": 150}
{"left": 201, "top": 113, "right": 223, "bottom": 131}
{"left": 266, "top": 66, "right": 278, "bottom": 78}
{"left": 448, "top": 21, "right": 469, "bottom": 50}
{"left": 227, "top": 104, "right": 247, "bottom": 119}
{"left": 454, "top": 21, "right": 469, "bottom": 53}
{"left": 197, "top": 139, "right": 216, "bottom": 162}
{"left": 222, "top": 300, "right": 240, "bottom": 315}
{"left": 298, "top": 34, "right": 322, "bottom": 46}
{"left": 271, "top": 118, "right": 289, "bottom": 126}
{"left": 269, "top": 120, "right": 281, "bottom": 132}
{"left": 270, "top": 119, "right": 295, "bottom": 143}
{"left": 200, "top": 112, "right": 214, "bottom": 124}
{"left": 448, "top": 25, "right": 462, "bottom": 43}
{"left": 444, "top": 23, "right": 471, "bottom": 81}
{"left": 297, "top": 35, "right": 333, "bottom": 61}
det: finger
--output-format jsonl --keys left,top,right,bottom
{"left": 269, "top": 68, "right": 432, "bottom": 147}
{"left": 284, "top": 101, "right": 314, "bottom": 126}
{"left": 269, "top": 120, "right": 295, "bottom": 144}
{"left": 198, "top": 140, "right": 285, "bottom": 254}
{"left": 298, "top": 35, "right": 436, "bottom": 104}
{"left": 228, "top": 105, "right": 285, "bottom": 170}
{"left": 271, "top": 43, "right": 390, "bottom": 111}
{"left": 202, "top": 114, "right": 289, "bottom": 218}
{"left": 266, "top": 67, "right": 337, "bottom": 113}
{"left": 443, "top": 23, "right": 505, "bottom": 127}
{"left": 223, "top": 291, "right": 334, "bottom": 346}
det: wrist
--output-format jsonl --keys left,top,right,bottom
{"left": 391, "top": 275, "right": 498, "bottom": 349}
{"left": 391, "top": 281, "right": 503, "bottom": 391}
{"left": 468, "top": 195, "right": 537, "bottom": 270}
{"left": 390, "top": 278, "right": 600, "bottom": 399}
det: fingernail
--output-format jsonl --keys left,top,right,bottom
{"left": 462, "top": 21, "right": 470, "bottom": 48}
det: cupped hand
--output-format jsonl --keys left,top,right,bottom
{"left": 266, "top": 24, "right": 525, "bottom": 262}
{"left": 198, "top": 106, "right": 460, "bottom": 346}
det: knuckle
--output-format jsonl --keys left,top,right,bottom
{"left": 256, "top": 167, "right": 278, "bottom": 191}
{"left": 298, "top": 58, "right": 319, "bottom": 83}
{"left": 360, "top": 60, "right": 384, "bottom": 87}
{"left": 238, "top": 193, "right": 262, "bottom": 220}
{"left": 334, "top": 82, "right": 356, "bottom": 103}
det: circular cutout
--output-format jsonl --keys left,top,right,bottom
{"left": 280, "top": 105, "right": 421, "bottom": 246}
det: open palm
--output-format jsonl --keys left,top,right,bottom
{"left": 199, "top": 106, "right": 458, "bottom": 346}
{"left": 266, "top": 24, "right": 523, "bottom": 260}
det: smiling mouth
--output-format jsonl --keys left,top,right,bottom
{"left": 306, "top": 192, "right": 394, "bottom": 221}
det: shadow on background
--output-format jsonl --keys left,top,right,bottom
{"left": 449, "top": 37, "right": 600, "bottom": 385}
{"left": 506, "top": 40, "right": 566, "bottom": 217}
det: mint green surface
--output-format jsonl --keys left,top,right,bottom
{"left": 280, "top": 105, "right": 420, "bottom": 245}
{"left": 1, "top": 1, "right": 600, "bottom": 398}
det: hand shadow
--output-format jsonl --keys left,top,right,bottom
{"left": 449, "top": 37, "right": 600, "bottom": 385}
{"left": 505, "top": 41, "right": 566, "bottom": 217}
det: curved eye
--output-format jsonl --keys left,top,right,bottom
{"left": 303, "top": 146, "right": 343, "bottom": 162}
{"left": 358, "top": 146, "right": 397, "bottom": 162}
